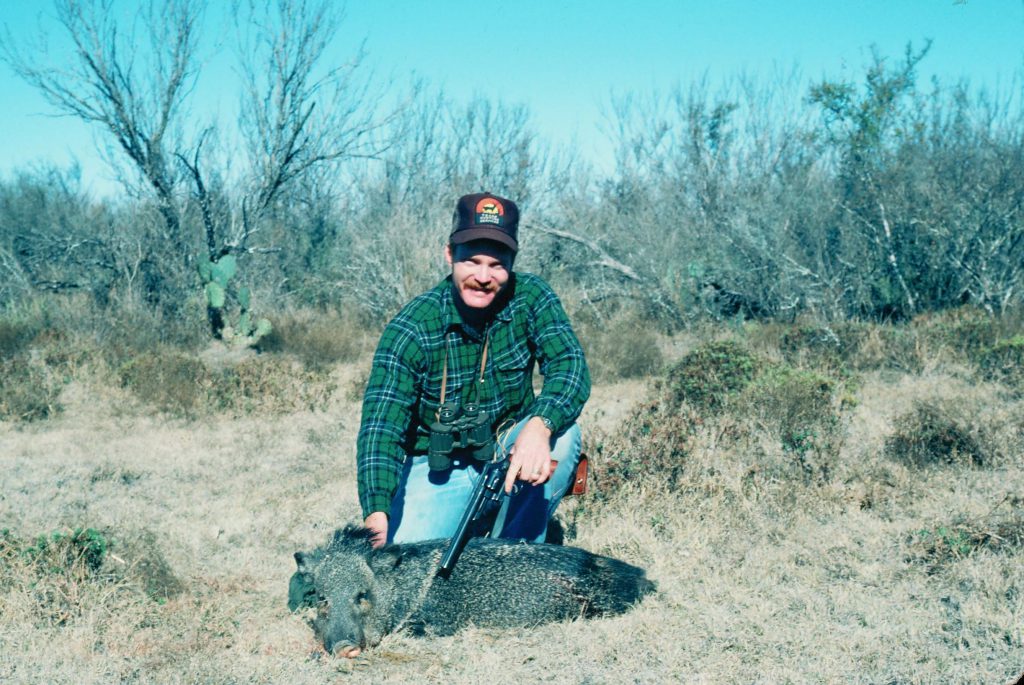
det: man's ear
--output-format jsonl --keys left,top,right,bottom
{"left": 444, "top": 243, "right": 453, "bottom": 266}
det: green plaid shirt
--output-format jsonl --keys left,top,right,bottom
{"left": 356, "top": 272, "right": 590, "bottom": 518}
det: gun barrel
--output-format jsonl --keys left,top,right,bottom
{"left": 437, "top": 458, "right": 507, "bottom": 577}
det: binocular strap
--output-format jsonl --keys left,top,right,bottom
{"left": 438, "top": 330, "right": 491, "bottom": 418}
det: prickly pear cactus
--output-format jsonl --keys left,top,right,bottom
{"left": 198, "top": 255, "right": 272, "bottom": 348}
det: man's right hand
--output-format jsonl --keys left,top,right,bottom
{"left": 364, "top": 512, "right": 388, "bottom": 549}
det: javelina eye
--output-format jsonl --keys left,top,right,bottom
{"left": 355, "top": 590, "right": 372, "bottom": 612}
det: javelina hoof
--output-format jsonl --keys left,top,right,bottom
{"left": 290, "top": 526, "right": 655, "bottom": 654}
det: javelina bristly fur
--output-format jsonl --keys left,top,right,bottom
{"left": 289, "top": 526, "right": 655, "bottom": 656}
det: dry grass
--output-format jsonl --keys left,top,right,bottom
{"left": 2, "top": 321, "right": 1024, "bottom": 684}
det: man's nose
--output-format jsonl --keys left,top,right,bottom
{"left": 475, "top": 264, "right": 492, "bottom": 282}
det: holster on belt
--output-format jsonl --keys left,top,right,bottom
{"left": 550, "top": 453, "right": 588, "bottom": 496}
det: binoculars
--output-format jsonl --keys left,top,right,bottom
{"left": 427, "top": 400, "right": 494, "bottom": 470}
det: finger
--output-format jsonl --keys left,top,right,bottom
{"left": 524, "top": 459, "right": 549, "bottom": 485}
{"left": 504, "top": 461, "right": 521, "bottom": 494}
{"left": 538, "top": 459, "right": 553, "bottom": 483}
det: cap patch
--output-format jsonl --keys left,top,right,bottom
{"left": 475, "top": 198, "right": 504, "bottom": 226}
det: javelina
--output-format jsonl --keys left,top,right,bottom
{"left": 289, "top": 526, "right": 655, "bottom": 656}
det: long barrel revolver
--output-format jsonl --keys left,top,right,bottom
{"left": 436, "top": 456, "right": 564, "bottom": 578}
{"left": 436, "top": 455, "right": 510, "bottom": 578}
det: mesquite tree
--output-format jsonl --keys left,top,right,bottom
{"left": 2, "top": 0, "right": 385, "bottom": 339}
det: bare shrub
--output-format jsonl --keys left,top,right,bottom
{"left": 576, "top": 310, "right": 664, "bottom": 382}
{"left": 117, "top": 348, "right": 336, "bottom": 418}
{"left": 0, "top": 355, "right": 64, "bottom": 422}
{"left": 257, "top": 308, "right": 371, "bottom": 370}
{"left": 885, "top": 400, "right": 989, "bottom": 467}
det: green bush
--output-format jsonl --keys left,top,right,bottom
{"left": 737, "top": 365, "right": 842, "bottom": 478}
{"left": 23, "top": 527, "right": 110, "bottom": 572}
{"left": 666, "top": 340, "right": 759, "bottom": 411}
{"left": 885, "top": 400, "right": 988, "bottom": 467}
{"left": 589, "top": 399, "right": 700, "bottom": 497}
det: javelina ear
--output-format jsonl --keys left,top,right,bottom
{"left": 335, "top": 525, "right": 375, "bottom": 549}
{"left": 369, "top": 546, "right": 405, "bottom": 572}
{"left": 287, "top": 570, "right": 318, "bottom": 612}
{"left": 294, "top": 551, "right": 308, "bottom": 571}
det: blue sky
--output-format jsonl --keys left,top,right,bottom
{"left": 2, "top": 0, "right": 1023, "bottom": 196}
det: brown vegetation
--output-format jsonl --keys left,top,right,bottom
{"left": 3, "top": 308, "right": 1022, "bottom": 683}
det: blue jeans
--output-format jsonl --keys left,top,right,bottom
{"left": 387, "top": 418, "right": 582, "bottom": 544}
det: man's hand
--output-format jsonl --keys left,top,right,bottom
{"left": 363, "top": 511, "right": 388, "bottom": 549}
{"left": 504, "top": 416, "right": 553, "bottom": 494}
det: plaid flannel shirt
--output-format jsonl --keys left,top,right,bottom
{"left": 356, "top": 272, "right": 590, "bottom": 519}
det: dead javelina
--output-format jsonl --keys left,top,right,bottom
{"left": 289, "top": 526, "right": 655, "bottom": 657}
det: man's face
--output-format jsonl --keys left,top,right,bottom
{"left": 445, "top": 240, "right": 513, "bottom": 309}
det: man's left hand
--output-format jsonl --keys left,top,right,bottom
{"left": 504, "top": 416, "right": 553, "bottom": 494}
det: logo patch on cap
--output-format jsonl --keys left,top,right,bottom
{"left": 475, "top": 198, "right": 504, "bottom": 226}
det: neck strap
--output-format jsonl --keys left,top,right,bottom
{"left": 439, "top": 330, "right": 490, "bottom": 409}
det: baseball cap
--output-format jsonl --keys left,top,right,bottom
{"left": 450, "top": 192, "right": 519, "bottom": 252}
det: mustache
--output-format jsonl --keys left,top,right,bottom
{"left": 464, "top": 278, "right": 498, "bottom": 292}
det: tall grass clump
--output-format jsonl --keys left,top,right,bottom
{"left": 1, "top": 526, "right": 182, "bottom": 631}
{"left": 117, "top": 348, "right": 337, "bottom": 418}
{"left": 884, "top": 399, "right": 990, "bottom": 467}
{"left": 1, "top": 527, "right": 116, "bottom": 625}
{"left": 976, "top": 336, "right": 1024, "bottom": 391}
{"left": 257, "top": 308, "right": 372, "bottom": 370}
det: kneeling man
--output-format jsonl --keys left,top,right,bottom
{"left": 356, "top": 192, "right": 590, "bottom": 548}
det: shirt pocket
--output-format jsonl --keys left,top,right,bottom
{"left": 492, "top": 345, "right": 533, "bottom": 397}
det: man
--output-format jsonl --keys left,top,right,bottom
{"left": 357, "top": 192, "right": 590, "bottom": 549}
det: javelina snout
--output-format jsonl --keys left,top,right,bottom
{"left": 291, "top": 533, "right": 390, "bottom": 655}
{"left": 289, "top": 526, "right": 655, "bottom": 655}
